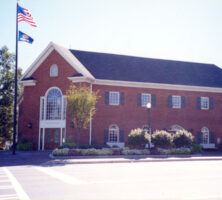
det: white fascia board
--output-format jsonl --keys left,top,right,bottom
{"left": 94, "top": 79, "right": 222, "bottom": 93}
{"left": 67, "top": 76, "right": 95, "bottom": 83}
{"left": 21, "top": 42, "right": 95, "bottom": 80}
{"left": 53, "top": 43, "right": 95, "bottom": 79}
{"left": 20, "top": 42, "right": 54, "bottom": 80}
{"left": 19, "top": 80, "right": 37, "bottom": 86}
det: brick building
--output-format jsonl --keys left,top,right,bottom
{"left": 18, "top": 42, "right": 222, "bottom": 150}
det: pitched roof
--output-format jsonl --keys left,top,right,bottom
{"left": 70, "top": 49, "right": 222, "bottom": 88}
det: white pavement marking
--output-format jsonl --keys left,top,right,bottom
{"left": 0, "top": 194, "right": 18, "bottom": 200}
{"left": 35, "top": 166, "right": 87, "bottom": 185}
{"left": 0, "top": 185, "right": 13, "bottom": 189}
{"left": 3, "top": 168, "right": 30, "bottom": 200}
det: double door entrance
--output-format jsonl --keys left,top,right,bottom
{"left": 38, "top": 127, "right": 66, "bottom": 150}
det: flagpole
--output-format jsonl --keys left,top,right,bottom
{"left": 12, "top": 2, "right": 18, "bottom": 155}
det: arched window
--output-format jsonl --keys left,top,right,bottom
{"left": 201, "top": 127, "right": 209, "bottom": 144}
{"left": 50, "top": 64, "right": 58, "bottom": 77}
{"left": 169, "top": 125, "right": 184, "bottom": 132}
{"left": 46, "top": 88, "right": 62, "bottom": 120}
{"left": 109, "top": 125, "right": 119, "bottom": 143}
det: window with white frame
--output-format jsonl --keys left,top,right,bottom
{"left": 142, "top": 93, "right": 151, "bottom": 107}
{"left": 172, "top": 95, "right": 181, "bottom": 108}
{"left": 109, "top": 125, "right": 119, "bottom": 143}
{"left": 201, "top": 97, "right": 209, "bottom": 110}
{"left": 46, "top": 88, "right": 62, "bottom": 120}
{"left": 50, "top": 64, "right": 58, "bottom": 77}
{"left": 109, "top": 92, "right": 119, "bottom": 105}
{"left": 201, "top": 127, "right": 209, "bottom": 144}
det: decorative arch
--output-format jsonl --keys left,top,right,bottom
{"left": 168, "top": 124, "right": 184, "bottom": 132}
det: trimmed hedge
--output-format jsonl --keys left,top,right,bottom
{"left": 173, "top": 130, "right": 194, "bottom": 147}
{"left": 52, "top": 147, "right": 150, "bottom": 156}
{"left": 152, "top": 130, "right": 172, "bottom": 148}
{"left": 16, "top": 137, "right": 33, "bottom": 151}
{"left": 128, "top": 128, "right": 150, "bottom": 146}
{"left": 157, "top": 147, "right": 191, "bottom": 155}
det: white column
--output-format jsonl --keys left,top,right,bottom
{"left": 89, "top": 83, "right": 92, "bottom": 145}
{"left": 64, "top": 128, "right": 66, "bottom": 143}
{"left": 38, "top": 128, "right": 41, "bottom": 150}
{"left": 42, "top": 128, "right": 45, "bottom": 151}
{"left": 60, "top": 128, "right": 63, "bottom": 146}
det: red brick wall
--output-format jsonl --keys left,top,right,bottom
{"left": 91, "top": 85, "right": 222, "bottom": 146}
{"left": 18, "top": 50, "right": 222, "bottom": 149}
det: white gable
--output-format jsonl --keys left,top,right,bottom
{"left": 20, "top": 42, "right": 95, "bottom": 80}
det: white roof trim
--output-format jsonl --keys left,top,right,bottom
{"left": 20, "top": 42, "right": 95, "bottom": 80}
{"left": 94, "top": 79, "right": 222, "bottom": 93}
{"left": 19, "top": 79, "right": 37, "bottom": 86}
{"left": 67, "top": 76, "right": 94, "bottom": 83}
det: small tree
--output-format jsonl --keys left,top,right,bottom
{"left": 152, "top": 130, "right": 173, "bottom": 148}
{"left": 66, "top": 85, "right": 99, "bottom": 146}
{"left": 0, "top": 46, "right": 22, "bottom": 148}
{"left": 128, "top": 128, "right": 150, "bottom": 147}
{"left": 173, "top": 130, "right": 194, "bottom": 148}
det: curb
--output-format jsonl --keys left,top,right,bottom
{"left": 48, "top": 154, "right": 222, "bottom": 165}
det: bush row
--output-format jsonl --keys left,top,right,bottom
{"left": 52, "top": 147, "right": 151, "bottom": 156}
{"left": 128, "top": 129, "right": 195, "bottom": 148}
{"left": 52, "top": 146, "right": 197, "bottom": 156}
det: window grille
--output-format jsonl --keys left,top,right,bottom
{"left": 172, "top": 96, "right": 181, "bottom": 108}
{"left": 46, "top": 89, "right": 62, "bottom": 120}
{"left": 109, "top": 125, "right": 119, "bottom": 142}
{"left": 109, "top": 92, "right": 119, "bottom": 105}
{"left": 142, "top": 93, "right": 151, "bottom": 107}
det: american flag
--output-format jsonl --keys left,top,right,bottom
{"left": 17, "top": 4, "right": 37, "bottom": 27}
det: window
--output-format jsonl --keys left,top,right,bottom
{"left": 46, "top": 88, "right": 62, "bottom": 120}
{"left": 201, "top": 127, "right": 209, "bottom": 144}
{"left": 109, "top": 92, "right": 119, "bottom": 105}
{"left": 142, "top": 93, "right": 151, "bottom": 107}
{"left": 172, "top": 96, "right": 181, "bottom": 108}
{"left": 50, "top": 64, "right": 58, "bottom": 77}
{"left": 201, "top": 97, "right": 209, "bottom": 110}
{"left": 109, "top": 125, "right": 119, "bottom": 143}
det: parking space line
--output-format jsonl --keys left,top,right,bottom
{"left": 3, "top": 168, "right": 30, "bottom": 200}
{"left": 0, "top": 185, "right": 13, "bottom": 189}
{"left": 34, "top": 166, "right": 87, "bottom": 185}
{"left": 0, "top": 194, "right": 18, "bottom": 200}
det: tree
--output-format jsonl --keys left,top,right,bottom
{"left": 66, "top": 85, "right": 99, "bottom": 146}
{"left": 0, "top": 46, "right": 22, "bottom": 149}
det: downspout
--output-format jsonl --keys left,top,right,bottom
{"left": 89, "top": 83, "right": 92, "bottom": 145}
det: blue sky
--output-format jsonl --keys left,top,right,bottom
{"left": 1, "top": 0, "right": 222, "bottom": 72}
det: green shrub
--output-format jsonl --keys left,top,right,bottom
{"left": 122, "top": 149, "right": 150, "bottom": 155}
{"left": 157, "top": 147, "right": 191, "bottom": 155}
{"left": 52, "top": 148, "right": 69, "bottom": 156}
{"left": 173, "top": 130, "right": 194, "bottom": 147}
{"left": 128, "top": 128, "right": 150, "bottom": 146}
{"left": 192, "top": 143, "right": 203, "bottom": 153}
{"left": 81, "top": 148, "right": 113, "bottom": 156}
{"left": 152, "top": 130, "right": 172, "bottom": 148}
{"left": 16, "top": 137, "right": 33, "bottom": 151}
{"left": 61, "top": 139, "right": 77, "bottom": 149}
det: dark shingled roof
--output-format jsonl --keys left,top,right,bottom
{"left": 21, "top": 77, "right": 36, "bottom": 81}
{"left": 71, "top": 73, "right": 83, "bottom": 77}
{"left": 70, "top": 49, "right": 222, "bottom": 88}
